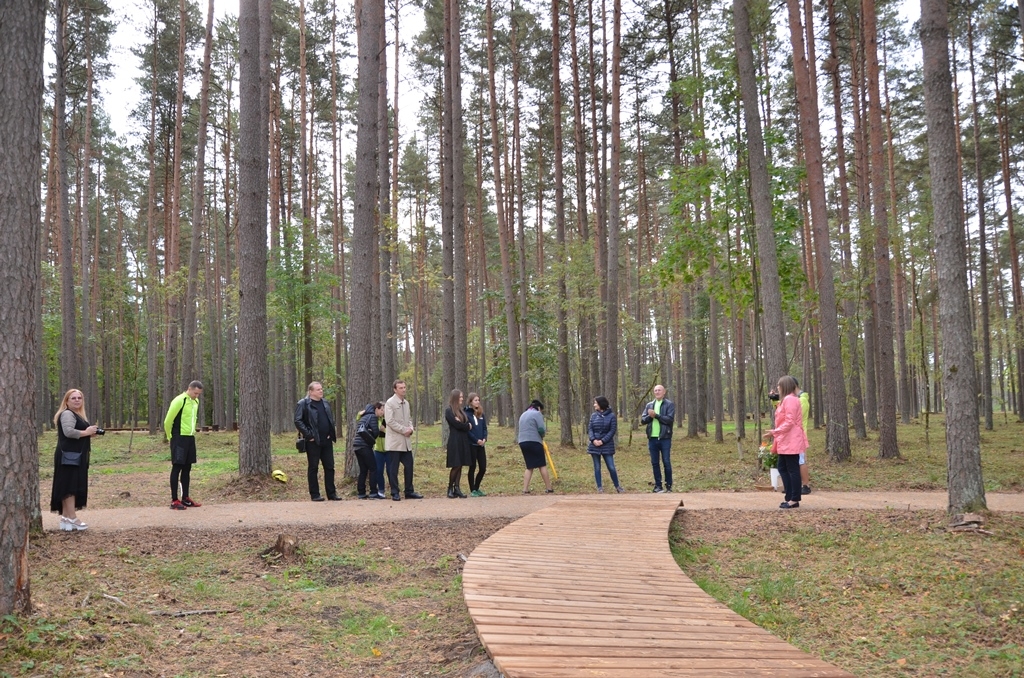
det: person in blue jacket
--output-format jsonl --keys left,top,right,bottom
{"left": 465, "top": 393, "right": 489, "bottom": 496}
{"left": 588, "top": 396, "right": 623, "bottom": 493}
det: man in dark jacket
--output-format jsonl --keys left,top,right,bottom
{"left": 294, "top": 381, "right": 340, "bottom": 501}
{"left": 640, "top": 384, "right": 675, "bottom": 492}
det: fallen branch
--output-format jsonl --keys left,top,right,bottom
{"left": 148, "top": 609, "right": 237, "bottom": 618}
{"left": 102, "top": 594, "right": 127, "bottom": 607}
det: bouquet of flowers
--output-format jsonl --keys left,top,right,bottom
{"left": 757, "top": 443, "right": 778, "bottom": 471}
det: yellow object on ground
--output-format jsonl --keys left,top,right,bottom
{"left": 272, "top": 469, "right": 288, "bottom": 483}
{"left": 543, "top": 441, "right": 558, "bottom": 480}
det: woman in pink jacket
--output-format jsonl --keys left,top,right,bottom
{"left": 763, "top": 375, "right": 808, "bottom": 509}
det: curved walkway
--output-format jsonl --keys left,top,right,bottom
{"left": 463, "top": 495, "right": 855, "bottom": 677}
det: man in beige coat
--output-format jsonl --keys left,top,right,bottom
{"left": 384, "top": 379, "right": 422, "bottom": 500}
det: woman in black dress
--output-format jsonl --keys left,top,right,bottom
{"left": 51, "top": 389, "right": 99, "bottom": 532}
{"left": 444, "top": 390, "right": 472, "bottom": 498}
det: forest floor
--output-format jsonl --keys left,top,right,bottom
{"left": 7, "top": 418, "right": 1024, "bottom": 677}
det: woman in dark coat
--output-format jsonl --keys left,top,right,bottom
{"left": 587, "top": 396, "right": 622, "bottom": 493}
{"left": 445, "top": 390, "right": 472, "bottom": 498}
{"left": 51, "top": 388, "right": 100, "bottom": 531}
{"left": 464, "top": 393, "right": 489, "bottom": 496}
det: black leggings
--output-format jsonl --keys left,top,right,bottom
{"left": 468, "top": 445, "right": 486, "bottom": 491}
{"left": 171, "top": 463, "right": 192, "bottom": 501}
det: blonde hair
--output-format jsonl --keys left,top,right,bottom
{"left": 468, "top": 392, "right": 484, "bottom": 416}
{"left": 53, "top": 389, "right": 87, "bottom": 426}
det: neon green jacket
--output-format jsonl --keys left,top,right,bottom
{"left": 164, "top": 392, "right": 200, "bottom": 441}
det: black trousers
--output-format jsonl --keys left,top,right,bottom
{"left": 386, "top": 450, "right": 415, "bottom": 496}
{"left": 170, "top": 463, "right": 192, "bottom": 501}
{"left": 354, "top": 445, "right": 377, "bottom": 496}
{"left": 468, "top": 445, "right": 487, "bottom": 491}
{"left": 777, "top": 453, "right": 802, "bottom": 503}
{"left": 306, "top": 441, "right": 336, "bottom": 498}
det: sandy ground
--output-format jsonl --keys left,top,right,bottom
{"left": 44, "top": 490, "right": 1024, "bottom": 532}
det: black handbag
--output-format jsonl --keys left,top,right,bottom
{"left": 60, "top": 450, "right": 82, "bottom": 466}
{"left": 295, "top": 438, "right": 306, "bottom": 453}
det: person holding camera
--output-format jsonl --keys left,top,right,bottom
{"left": 762, "top": 375, "right": 808, "bottom": 509}
{"left": 164, "top": 380, "right": 204, "bottom": 510}
{"left": 641, "top": 384, "right": 675, "bottom": 493}
{"left": 50, "top": 389, "right": 101, "bottom": 531}
{"left": 353, "top": 402, "right": 385, "bottom": 499}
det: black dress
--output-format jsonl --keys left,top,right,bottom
{"left": 50, "top": 410, "right": 91, "bottom": 514}
{"left": 445, "top": 407, "right": 472, "bottom": 468}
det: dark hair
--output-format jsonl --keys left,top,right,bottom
{"left": 449, "top": 390, "right": 466, "bottom": 422}
{"left": 189, "top": 380, "right": 204, "bottom": 390}
{"left": 373, "top": 401, "right": 384, "bottom": 410}
{"left": 594, "top": 395, "right": 610, "bottom": 411}
{"left": 393, "top": 379, "right": 406, "bottom": 390}
{"left": 529, "top": 399, "right": 544, "bottom": 411}
{"left": 777, "top": 375, "right": 799, "bottom": 399}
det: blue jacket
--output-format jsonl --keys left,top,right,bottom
{"left": 587, "top": 408, "right": 618, "bottom": 455}
{"left": 465, "top": 407, "right": 488, "bottom": 446}
{"left": 640, "top": 398, "right": 675, "bottom": 440}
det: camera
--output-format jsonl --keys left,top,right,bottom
{"left": 768, "top": 392, "right": 780, "bottom": 402}
{"left": 95, "top": 427, "right": 106, "bottom": 435}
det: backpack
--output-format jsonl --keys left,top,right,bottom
{"left": 355, "top": 414, "right": 375, "bottom": 447}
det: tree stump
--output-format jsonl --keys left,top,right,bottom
{"left": 261, "top": 533, "right": 299, "bottom": 563}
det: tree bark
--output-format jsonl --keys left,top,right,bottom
{"left": 55, "top": 0, "right": 79, "bottom": 395}
{"left": 863, "top": 0, "right": 899, "bottom": 458}
{"left": 785, "top": 0, "right": 850, "bottom": 461}
{"left": 552, "top": 0, "right": 573, "bottom": 445}
{"left": 604, "top": 0, "right": 622, "bottom": 411}
{"left": 0, "top": 0, "right": 44, "bottom": 616}
{"left": 182, "top": 0, "right": 216, "bottom": 386}
{"left": 487, "top": 0, "right": 524, "bottom": 422}
{"left": 734, "top": 0, "right": 786, "bottom": 386}
{"left": 919, "top": 0, "right": 986, "bottom": 513}
{"left": 237, "top": 0, "right": 271, "bottom": 475}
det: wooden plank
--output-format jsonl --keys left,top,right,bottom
{"left": 463, "top": 496, "right": 855, "bottom": 678}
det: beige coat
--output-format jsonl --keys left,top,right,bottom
{"left": 384, "top": 394, "right": 413, "bottom": 452}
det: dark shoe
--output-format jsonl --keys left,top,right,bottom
{"left": 801, "top": 485, "right": 812, "bottom": 495}
{"left": 405, "top": 492, "right": 424, "bottom": 499}
{"left": 170, "top": 500, "right": 186, "bottom": 510}
{"left": 311, "top": 496, "right": 326, "bottom": 502}
{"left": 447, "top": 487, "right": 457, "bottom": 499}
{"left": 545, "top": 488, "right": 554, "bottom": 494}
{"left": 328, "top": 495, "right": 342, "bottom": 501}
{"left": 653, "top": 487, "right": 665, "bottom": 493}
{"left": 391, "top": 494, "right": 401, "bottom": 501}
{"left": 181, "top": 497, "right": 202, "bottom": 507}
{"left": 358, "top": 494, "right": 368, "bottom": 500}
{"left": 454, "top": 486, "right": 467, "bottom": 498}
{"left": 780, "top": 501, "right": 799, "bottom": 509}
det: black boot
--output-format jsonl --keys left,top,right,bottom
{"left": 454, "top": 485, "right": 467, "bottom": 498}
{"left": 447, "top": 485, "right": 457, "bottom": 499}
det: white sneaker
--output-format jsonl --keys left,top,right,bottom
{"left": 60, "top": 516, "right": 87, "bottom": 531}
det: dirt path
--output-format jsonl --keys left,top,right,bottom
{"left": 48, "top": 491, "right": 1024, "bottom": 532}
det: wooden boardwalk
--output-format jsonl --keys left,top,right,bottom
{"left": 462, "top": 495, "right": 854, "bottom": 677}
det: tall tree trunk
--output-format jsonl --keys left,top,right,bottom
{"left": 441, "top": 0, "right": 455, "bottom": 401}
{"left": 734, "top": 0, "right": 786, "bottom": 385}
{"left": 182, "top": 0, "right": 215, "bottom": 384}
{"left": 166, "top": 0, "right": 189, "bottom": 399}
{"left": 487, "top": 0, "right": 524, "bottom": 422}
{"left": 919, "top": 0, "right": 986, "bottom": 513}
{"left": 604, "top": 0, "right": 621, "bottom": 411}
{"left": 55, "top": 0, "right": 79, "bottom": 395}
{"left": 81, "top": 11, "right": 96, "bottom": 413}
{"left": 350, "top": 0, "right": 384, "bottom": 446}
{"left": 826, "top": 0, "right": 866, "bottom": 439}
{"left": 237, "top": 0, "right": 271, "bottom": 475}
{"left": 863, "top": 0, "right": 899, "bottom": 458}
{"left": 552, "top": 0, "right": 573, "bottom": 445}
{"left": 450, "top": 0, "right": 467, "bottom": 392}
{"left": 967, "top": 18, "right": 992, "bottom": 431}
{"left": 0, "top": 0, "right": 44, "bottom": 615}
{"left": 785, "top": 0, "right": 851, "bottom": 461}
{"left": 378, "top": 18, "right": 396, "bottom": 395}
{"left": 145, "top": 7, "right": 161, "bottom": 434}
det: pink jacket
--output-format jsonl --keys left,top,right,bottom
{"left": 769, "top": 394, "right": 808, "bottom": 455}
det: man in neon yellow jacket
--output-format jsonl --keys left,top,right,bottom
{"left": 164, "top": 380, "right": 204, "bottom": 510}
